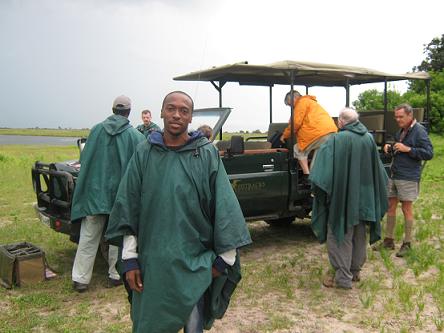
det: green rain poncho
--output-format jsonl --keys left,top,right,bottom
{"left": 310, "top": 121, "right": 388, "bottom": 245}
{"left": 106, "top": 131, "right": 252, "bottom": 333}
{"left": 136, "top": 122, "right": 161, "bottom": 137}
{"left": 71, "top": 114, "right": 145, "bottom": 222}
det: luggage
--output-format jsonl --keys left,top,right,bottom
{"left": 0, "top": 242, "right": 46, "bottom": 289}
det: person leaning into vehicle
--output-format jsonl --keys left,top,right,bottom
{"left": 310, "top": 108, "right": 388, "bottom": 289}
{"left": 280, "top": 90, "right": 337, "bottom": 183}
{"left": 373, "top": 103, "right": 433, "bottom": 257}
{"left": 197, "top": 124, "right": 213, "bottom": 139}
{"left": 106, "top": 91, "right": 252, "bottom": 333}
{"left": 70, "top": 95, "right": 145, "bottom": 293}
{"left": 136, "top": 109, "right": 161, "bottom": 137}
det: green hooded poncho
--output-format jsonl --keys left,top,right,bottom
{"left": 105, "top": 131, "right": 252, "bottom": 333}
{"left": 136, "top": 122, "right": 161, "bottom": 137}
{"left": 71, "top": 114, "right": 145, "bottom": 222}
{"left": 310, "top": 121, "right": 388, "bottom": 245}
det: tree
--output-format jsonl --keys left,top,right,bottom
{"left": 413, "top": 34, "right": 444, "bottom": 72}
{"left": 409, "top": 34, "right": 444, "bottom": 133}
{"left": 353, "top": 35, "right": 444, "bottom": 133}
{"left": 353, "top": 89, "right": 403, "bottom": 112}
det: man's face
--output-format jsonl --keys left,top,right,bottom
{"left": 394, "top": 108, "right": 413, "bottom": 129}
{"left": 142, "top": 112, "right": 151, "bottom": 125}
{"left": 161, "top": 93, "right": 193, "bottom": 136}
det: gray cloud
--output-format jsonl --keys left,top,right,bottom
{"left": 0, "top": 0, "right": 442, "bottom": 131}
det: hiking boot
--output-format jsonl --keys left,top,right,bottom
{"left": 322, "top": 274, "right": 351, "bottom": 290}
{"left": 73, "top": 281, "right": 88, "bottom": 293}
{"left": 372, "top": 237, "right": 395, "bottom": 251}
{"left": 396, "top": 242, "right": 411, "bottom": 257}
{"left": 352, "top": 271, "right": 361, "bottom": 282}
{"left": 107, "top": 277, "right": 123, "bottom": 288}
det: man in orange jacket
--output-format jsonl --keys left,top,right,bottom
{"left": 280, "top": 90, "right": 337, "bottom": 180}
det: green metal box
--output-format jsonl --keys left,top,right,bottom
{"left": 0, "top": 242, "right": 45, "bottom": 289}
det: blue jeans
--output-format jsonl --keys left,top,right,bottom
{"left": 184, "top": 296, "right": 204, "bottom": 333}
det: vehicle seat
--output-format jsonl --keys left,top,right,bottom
{"left": 267, "top": 123, "right": 288, "bottom": 141}
{"left": 413, "top": 108, "right": 424, "bottom": 122}
{"left": 244, "top": 141, "right": 272, "bottom": 150}
{"left": 230, "top": 135, "right": 244, "bottom": 154}
{"left": 215, "top": 140, "right": 230, "bottom": 151}
{"left": 359, "top": 113, "right": 384, "bottom": 145}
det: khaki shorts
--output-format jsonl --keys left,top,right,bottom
{"left": 294, "top": 133, "right": 334, "bottom": 160}
{"left": 387, "top": 178, "right": 419, "bottom": 202}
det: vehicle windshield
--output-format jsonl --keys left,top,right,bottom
{"left": 189, "top": 108, "right": 231, "bottom": 141}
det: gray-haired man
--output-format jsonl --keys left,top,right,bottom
{"left": 310, "top": 108, "right": 388, "bottom": 289}
{"left": 376, "top": 103, "right": 433, "bottom": 257}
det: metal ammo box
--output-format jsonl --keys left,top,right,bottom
{"left": 0, "top": 242, "right": 45, "bottom": 289}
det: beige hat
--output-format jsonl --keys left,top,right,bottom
{"left": 112, "top": 95, "right": 131, "bottom": 110}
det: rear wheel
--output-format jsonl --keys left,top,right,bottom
{"left": 264, "top": 217, "right": 295, "bottom": 227}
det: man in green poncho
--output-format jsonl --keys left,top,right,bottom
{"left": 71, "top": 95, "right": 145, "bottom": 293}
{"left": 310, "top": 108, "right": 388, "bottom": 289}
{"left": 136, "top": 109, "right": 161, "bottom": 137}
{"left": 106, "top": 91, "right": 252, "bottom": 333}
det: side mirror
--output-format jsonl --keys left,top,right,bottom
{"left": 77, "top": 138, "right": 87, "bottom": 153}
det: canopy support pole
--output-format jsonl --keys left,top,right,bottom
{"left": 210, "top": 81, "right": 226, "bottom": 139}
{"left": 383, "top": 79, "right": 388, "bottom": 143}
{"left": 345, "top": 79, "right": 350, "bottom": 107}
{"left": 269, "top": 86, "right": 273, "bottom": 123}
{"left": 290, "top": 71, "right": 296, "bottom": 165}
{"left": 426, "top": 79, "right": 431, "bottom": 131}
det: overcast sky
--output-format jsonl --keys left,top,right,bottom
{"left": 0, "top": 0, "right": 442, "bottom": 131}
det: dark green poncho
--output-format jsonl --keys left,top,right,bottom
{"left": 310, "top": 121, "right": 388, "bottom": 245}
{"left": 106, "top": 131, "right": 252, "bottom": 333}
{"left": 71, "top": 114, "right": 145, "bottom": 222}
{"left": 136, "top": 122, "right": 161, "bottom": 137}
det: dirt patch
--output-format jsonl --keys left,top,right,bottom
{"left": 0, "top": 219, "right": 12, "bottom": 227}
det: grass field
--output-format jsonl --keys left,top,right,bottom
{"left": 0, "top": 127, "right": 265, "bottom": 141}
{"left": 0, "top": 135, "right": 443, "bottom": 332}
{"left": 0, "top": 128, "right": 90, "bottom": 137}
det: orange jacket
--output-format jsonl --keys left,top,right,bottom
{"left": 282, "top": 95, "right": 337, "bottom": 151}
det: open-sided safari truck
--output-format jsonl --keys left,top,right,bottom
{"left": 32, "top": 60, "right": 431, "bottom": 244}
{"left": 174, "top": 60, "right": 431, "bottom": 222}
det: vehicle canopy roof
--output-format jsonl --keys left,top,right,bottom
{"left": 174, "top": 60, "right": 430, "bottom": 87}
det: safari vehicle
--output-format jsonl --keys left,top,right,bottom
{"left": 32, "top": 60, "right": 431, "bottom": 243}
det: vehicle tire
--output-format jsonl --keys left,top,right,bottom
{"left": 264, "top": 217, "right": 295, "bottom": 227}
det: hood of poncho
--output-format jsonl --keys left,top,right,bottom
{"left": 102, "top": 114, "right": 131, "bottom": 136}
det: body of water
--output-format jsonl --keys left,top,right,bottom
{"left": 0, "top": 135, "right": 79, "bottom": 146}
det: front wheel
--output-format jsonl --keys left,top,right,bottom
{"left": 264, "top": 217, "right": 295, "bottom": 227}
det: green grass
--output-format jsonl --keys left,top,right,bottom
{"left": 0, "top": 127, "right": 266, "bottom": 140}
{"left": 0, "top": 128, "right": 90, "bottom": 137}
{"left": 0, "top": 134, "right": 443, "bottom": 332}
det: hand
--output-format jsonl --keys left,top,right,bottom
{"left": 392, "top": 142, "right": 411, "bottom": 153}
{"left": 383, "top": 144, "right": 391, "bottom": 154}
{"left": 212, "top": 267, "right": 222, "bottom": 278}
{"left": 126, "top": 269, "right": 143, "bottom": 293}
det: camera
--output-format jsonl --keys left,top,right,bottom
{"left": 386, "top": 142, "right": 398, "bottom": 156}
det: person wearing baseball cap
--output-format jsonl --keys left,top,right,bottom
{"left": 71, "top": 94, "right": 145, "bottom": 292}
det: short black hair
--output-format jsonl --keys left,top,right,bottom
{"left": 113, "top": 108, "right": 130, "bottom": 117}
{"left": 162, "top": 91, "right": 194, "bottom": 111}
